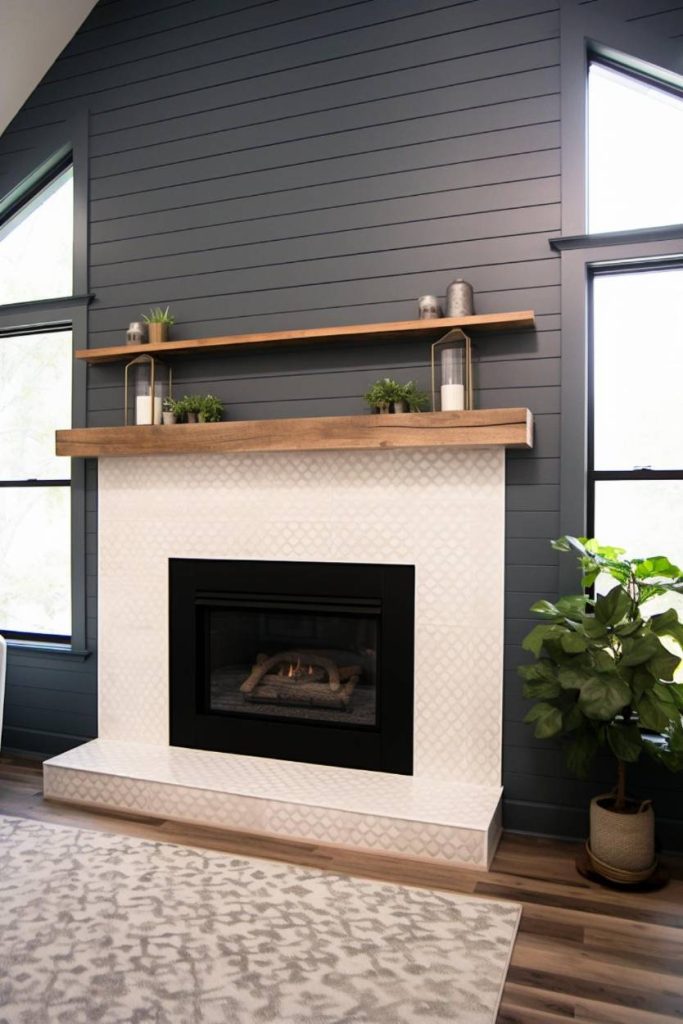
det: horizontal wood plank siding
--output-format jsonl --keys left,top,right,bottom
{"left": 5, "top": 0, "right": 677, "bottom": 848}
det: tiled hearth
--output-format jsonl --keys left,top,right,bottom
{"left": 45, "top": 446, "right": 506, "bottom": 867}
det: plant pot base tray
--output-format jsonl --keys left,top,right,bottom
{"left": 576, "top": 846, "right": 669, "bottom": 891}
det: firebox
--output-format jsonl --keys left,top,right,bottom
{"left": 169, "top": 559, "right": 414, "bottom": 774}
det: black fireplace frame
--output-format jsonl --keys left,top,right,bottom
{"left": 169, "top": 558, "right": 414, "bottom": 774}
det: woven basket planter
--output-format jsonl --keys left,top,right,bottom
{"left": 589, "top": 793, "right": 656, "bottom": 881}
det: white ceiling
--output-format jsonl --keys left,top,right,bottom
{"left": 0, "top": 0, "right": 99, "bottom": 136}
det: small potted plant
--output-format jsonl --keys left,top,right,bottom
{"left": 198, "top": 394, "right": 223, "bottom": 423}
{"left": 176, "top": 394, "right": 203, "bottom": 423}
{"left": 520, "top": 536, "right": 683, "bottom": 883}
{"left": 142, "top": 306, "right": 175, "bottom": 344}
{"left": 161, "top": 397, "right": 180, "bottom": 425}
{"left": 363, "top": 378, "right": 429, "bottom": 414}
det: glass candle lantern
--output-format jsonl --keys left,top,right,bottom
{"left": 124, "top": 353, "right": 172, "bottom": 425}
{"left": 430, "top": 329, "right": 473, "bottom": 411}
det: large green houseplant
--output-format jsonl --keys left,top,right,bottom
{"left": 520, "top": 536, "right": 683, "bottom": 880}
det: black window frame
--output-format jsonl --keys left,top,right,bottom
{"left": 553, "top": 4, "right": 683, "bottom": 592}
{"left": 0, "top": 324, "right": 73, "bottom": 643}
{"left": 586, "top": 261, "right": 683, "bottom": 541}
{"left": 0, "top": 115, "right": 91, "bottom": 654}
{"left": 0, "top": 162, "right": 75, "bottom": 644}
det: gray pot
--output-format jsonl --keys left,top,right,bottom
{"left": 391, "top": 399, "right": 409, "bottom": 414}
{"left": 162, "top": 411, "right": 177, "bottom": 425}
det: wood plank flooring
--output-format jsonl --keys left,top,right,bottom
{"left": 1, "top": 756, "right": 681, "bottom": 1023}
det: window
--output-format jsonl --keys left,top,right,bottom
{"left": 586, "top": 57, "right": 683, "bottom": 604}
{"left": 0, "top": 164, "right": 73, "bottom": 305}
{"left": 0, "top": 163, "right": 74, "bottom": 642}
{"left": 589, "top": 268, "right": 683, "bottom": 603}
{"left": 588, "top": 62, "right": 683, "bottom": 233}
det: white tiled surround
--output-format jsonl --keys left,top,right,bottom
{"left": 45, "top": 447, "right": 506, "bottom": 867}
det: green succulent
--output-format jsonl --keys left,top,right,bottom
{"left": 142, "top": 306, "right": 175, "bottom": 325}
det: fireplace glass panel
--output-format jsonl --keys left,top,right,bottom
{"left": 202, "top": 598, "right": 379, "bottom": 727}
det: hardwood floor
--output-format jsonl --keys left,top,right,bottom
{"left": 1, "top": 756, "right": 681, "bottom": 1023}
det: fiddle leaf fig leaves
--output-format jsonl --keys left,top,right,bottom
{"left": 560, "top": 631, "right": 590, "bottom": 654}
{"left": 649, "top": 608, "right": 683, "bottom": 646}
{"left": 523, "top": 677, "right": 561, "bottom": 700}
{"left": 607, "top": 722, "right": 642, "bottom": 763}
{"left": 556, "top": 595, "right": 590, "bottom": 620}
{"left": 522, "top": 624, "right": 566, "bottom": 657}
{"left": 620, "top": 634, "right": 661, "bottom": 667}
{"left": 529, "top": 600, "right": 563, "bottom": 619}
{"left": 519, "top": 536, "right": 683, "bottom": 781}
{"left": 635, "top": 555, "right": 681, "bottom": 579}
{"left": 635, "top": 692, "right": 675, "bottom": 732}
{"left": 595, "top": 585, "right": 632, "bottom": 626}
{"left": 577, "top": 676, "right": 631, "bottom": 720}
{"left": 524, "top": 702, "right": 563, "bottom": 739}
{"left": 565, "top": 730, "right": 600, "bottom": 779}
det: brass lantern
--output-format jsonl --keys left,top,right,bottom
{"left": 124, "top": 353, "right": 172, "bottom": 425}
{"left": 430, "top": 328, "right": 473, "bottom": 412}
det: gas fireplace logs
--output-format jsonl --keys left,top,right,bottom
{"left": 240, "top": 651, "right": 361, "bottom": 710}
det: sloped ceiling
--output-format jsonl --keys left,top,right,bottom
{"left": 0, "top": 0, "right": 98, "bottom": 136}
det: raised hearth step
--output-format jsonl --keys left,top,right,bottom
{"left": 43, "top": 739, "right": 502, "bottom": 868}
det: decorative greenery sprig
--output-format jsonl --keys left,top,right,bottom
{"left": 142, "top": 306, "right": 175, "bottom": 325}
{"left": 520, "top": 536, "right": 683, "bottom": 808}
{"left": 174, "top": 394, "right": 223, "bottom": 422}
{"left": 198, "top": 394, "right": 223, "bottom": 422}
{"left": 402, "top": 380, "right": 430, "bottom": 412}
{"left": 174, "top": 394, "right": 203, "bottom": 416}
{"left": 363, "top": 378, "right": 430, "bottom": 412}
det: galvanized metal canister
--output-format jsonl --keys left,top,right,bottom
{"left": 417, "top": 295, "right": 442, "bottom": 319}
{"left": 446, "top": 279, "right": 474, "bottom": 317}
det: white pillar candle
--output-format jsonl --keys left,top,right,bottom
{"left": 440, "top": 383, "right": 465, "bottom": 411}
{"left": 136, "top": 395, "right": 162, "bottom": 424}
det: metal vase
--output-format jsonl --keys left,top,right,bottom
{"left": 446, "top": 279, "right": 474, "bottom": 318}
{"left": 417, "top": 295, "right": 442, "bottom": 319}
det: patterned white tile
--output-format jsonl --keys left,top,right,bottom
{"left": 44, "top": 739, "right": 501, "bottom": 866}
{"left": 77, "top": 447, "right": 507, "bottom": 864}
{"left": 96, "top": 448, "right": 505, "bottom": 782}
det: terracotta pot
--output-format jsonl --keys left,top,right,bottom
{"left": 589, "top": 793, "right": 655, "bottom": 878}
{"left": 147, "top": 322, "right": 169, "bottom": 344}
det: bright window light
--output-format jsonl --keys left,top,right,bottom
{"left": 588, "top": 63, "right": 683, "bottom": 233}
{"left": 0, "top": 165, "right": 73, "bottom": 305}
{"left": 593, "top": 269, "right": 683, "bottom": 470}
{"left": 0, "top": 486, "right": 71, "bottom": 636}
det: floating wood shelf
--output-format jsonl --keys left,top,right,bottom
{"left": 75, "top": 311, "right": 535, "bottom": 364}
{"left": 56, "top": 409, "right": 533, "bottom": 457}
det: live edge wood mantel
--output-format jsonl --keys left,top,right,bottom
{"left": 56, "top": 409, "right": 533, "bottom": 457}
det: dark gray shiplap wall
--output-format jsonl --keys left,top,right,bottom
{"left": 0, "top": 0, "right": 680, "bottom": 845}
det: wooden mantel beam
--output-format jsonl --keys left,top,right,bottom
{"left": 56, "top": 409, "right": 533, "bottom": 457}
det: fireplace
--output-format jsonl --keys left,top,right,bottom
{"left": 169, "top": 558, "right": 415, "bottom": 774}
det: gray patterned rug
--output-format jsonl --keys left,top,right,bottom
{"left": 0, "top": 814, "right": 520, "bottom": 1023}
